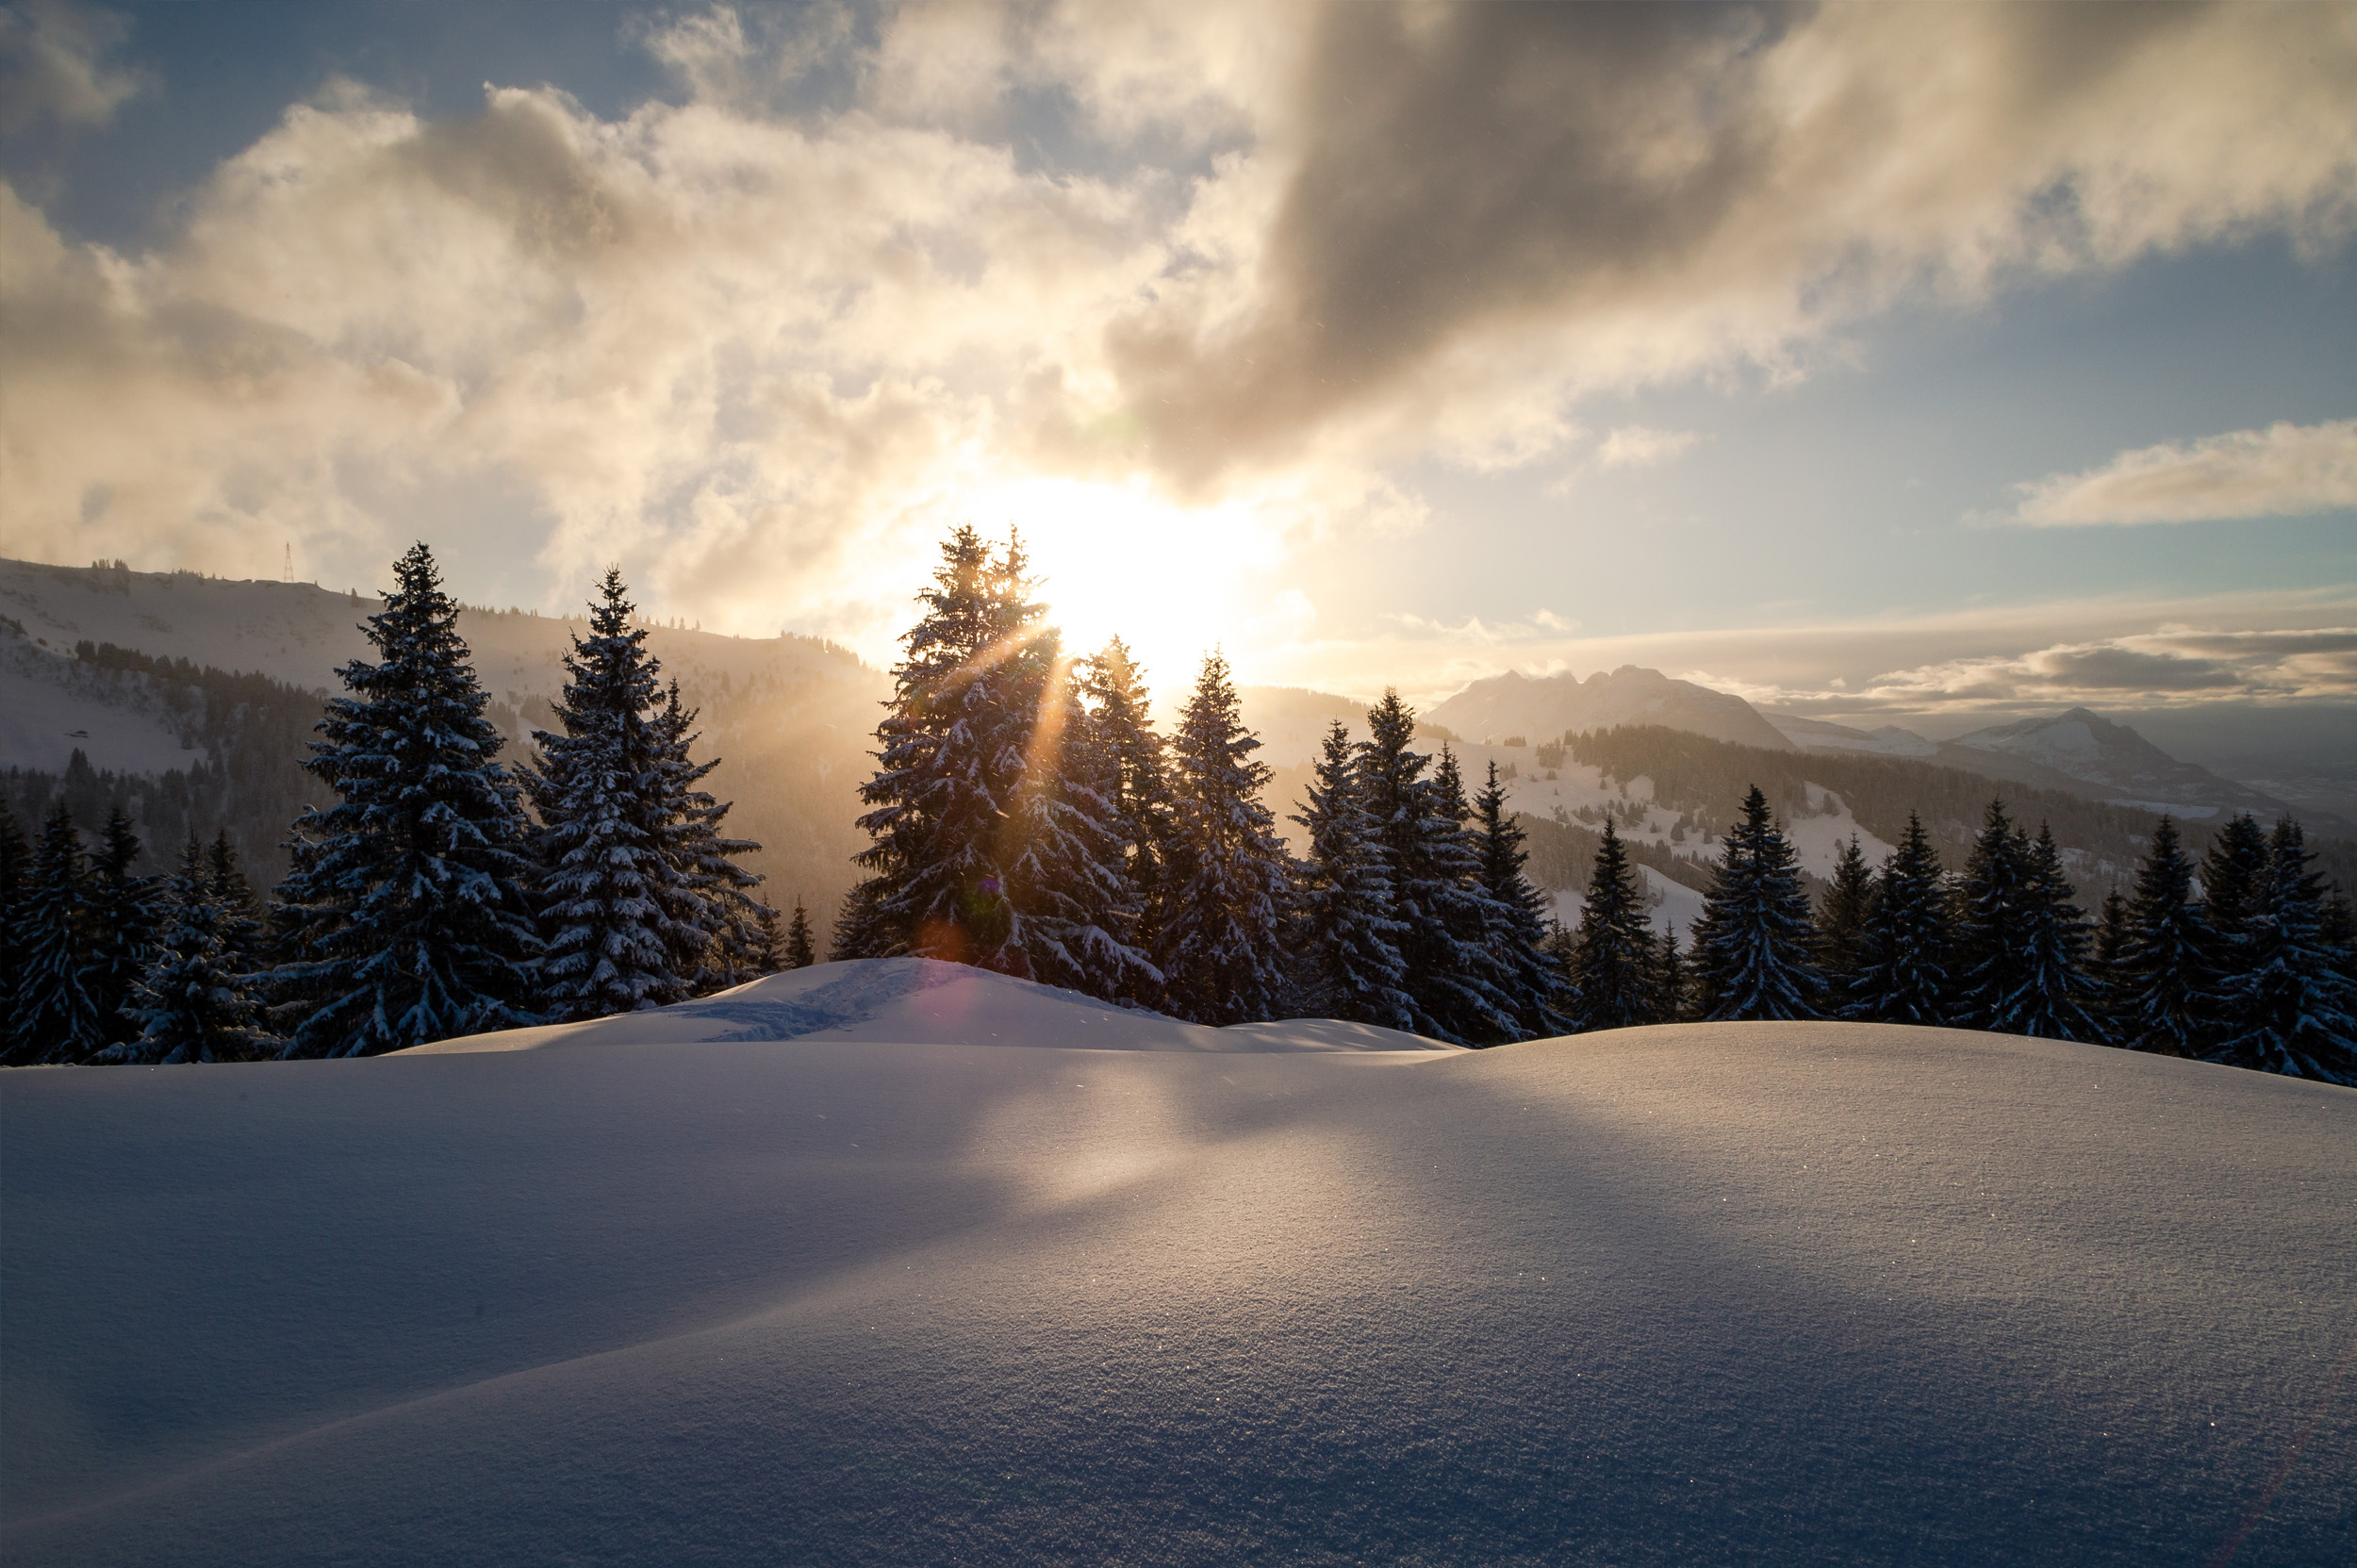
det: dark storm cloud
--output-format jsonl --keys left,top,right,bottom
{"left": 1108, "top": 0, "right": 2349, "bottom": 487}
{"left": 2025, "top": 645, "right": 2238, "bottom": 691}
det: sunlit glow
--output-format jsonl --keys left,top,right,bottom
{"left": 964, "top": 475, "right": 1290, "bottom": 697}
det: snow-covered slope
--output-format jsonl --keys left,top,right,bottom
{"left": 0, "top": 556, "right": 881, "bottom": 767}
{"left": 1429, "top": 665, "right": 1796, "bottom": 751}
{"left": 406, "top": 958, "right": 1457, "bottom": 1055}
{"left": 6, "top": 1019, "right": 2347, "bottom": 1565}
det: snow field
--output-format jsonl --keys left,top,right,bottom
{"left": 3, "top": 978, "right": 2350, "bottom": 1565}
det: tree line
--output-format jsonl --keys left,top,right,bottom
{"left": 830, "top": 527, "right": 2354, "bottom": 1081}
{"left": 5, "top": 528, "right": 2349, "bottom": 1083}
{"left": 1566, "top": 792, "right": 2353, "bottom": 1082}
{"left": 0, "top": 544, "right": 816, "bottom": 1065}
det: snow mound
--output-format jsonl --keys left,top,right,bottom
{"left": 402, "top": 957, "right": 1457, "bottom": 1054}
{"left": 4, "top": 1024, "right": 2349, "bottom": 1565}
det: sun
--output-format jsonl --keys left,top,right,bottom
{"left": 965, "top": 475, "right": 1287, "bottom": 698}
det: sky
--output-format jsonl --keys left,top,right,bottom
{"left": 1, "top": 0, "right": 2353, "bottom": 736}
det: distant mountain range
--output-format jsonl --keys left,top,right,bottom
{"left": 2, "top": 557, "right": 2345, "bottom": 897}
{"left": 1761, "top": 706, "right": 2336, "bottom": 831}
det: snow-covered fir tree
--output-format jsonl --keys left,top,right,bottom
{"left": 1475, "top": 760, "right": 1567, "bottom": 1038}
{"left": 828, "top": 878, "right": 890, "bottom": 964}
{"left": 783, "top": 899, "right": 816, "bottom": 969}
{"left": 1003, "top": 648, "right": 1160, "bottom": 1000}
{"left": 2003, "top": 825, "right": 2100, "bottom": 1041}
{"left": 1568, "top": 818, "right": 1655, "bottom": 1032}
{"left": 83, "top": 808, "right": 161, "bottom": 1051}
{"left": 0, "top": 806, "right": 26, "bottom": 1040}
{"left": 2118, "top": 817, "right": 2207, "bottom": 1057}
{"left": 1358, "top": 696, "right": 1517, "bottom": 1045}
{"left": 2204, "top": 819, "right": 2356, "bottom": 1083}
{"left": 1290, "top": 719, "right": 1410, "bottom": 1028}
{"left": 525, "top": 574, "right": 705, "bottom": 1018}
{"left": 274, "top": 542, "right": 540, "bottom": 1056}
{"left": 1421, "top": 749, "right": 1523, "bottom": 1044}
{"left": 1692, "top": 786, "right": 1821, "bottom": 1021}
{"left": 1080, "top": 636, "right": 1175, "bottom": 991}
{"left": 649, "top": 678, "right": 765, "bottom": 991}
{"left": 2088, "top": 889, "right": 2133, "bottom": 1046}
{"left": 6, "top": 803, "right": 104, "bottom": 1065}
{"left": 1817, "top": 834, "right": 1873, "bottom": 992}
{"left": 206, "top": 832, "right": 267, "bottom": 978}
{"left": 1653, "top": 923, "right": 1693, "bottom": 1024}
{"left": 109, "top": 834, "right": 275, "bottom": 1065}
{"left": 2192, "top": 813, "right": 2272, "bottom": 1055}
{"left": 2322, "top": 893, "right": 2356, "bottom": 984}
{"left": 1156, "top": 652, "right": 1292, "bottom": 1024}
{"left": 848, "top": 527, "right": 1044, "bottom": 969}
{"left": 1845, "top": 813, "right": 1949, "bottom": 1025}
{"left": 748, "top": 902, "right": 784, "bottom": 974}
{"left": 1951, "top": 801, "right": 2035, "bottom": 1032}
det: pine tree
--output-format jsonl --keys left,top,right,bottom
{"left": 1000, "top": 648, "right": 1161, "bottom": 999}
{"left": 109, "top": 835, "right": 274, "bottom": 1065}
{"left": 2087, "top": 889, "right": 2133, "bottom": 1046}
{"left": 1156, "top": 652, "right": 1293, "bottom": 1024}
{"left": 1358, "top": 695, "right": 1516, "bottom": 1045}
{"left": 2118, "top": 816, "right": 2207, "bottom": 1057}
{"left": 1653, "top": 923, "right": 1692, "bottom": 1024}
{"left": 1817, "top": 834, "right": 1873, "bottom": 992}
{"left": 650, "top": 678, "right": 765, "bottom": 992}
{"left": 828, "top": 877, "right": 891, "bottom": 964}
{"left": 0, "top": 806, "right": 27, "bottom": 1047}
{"left": 526, "top": 573, "right": 705, "bottom": 1018}
{"left": 273, "top": 542, "right": 540, "bottom": 1056}
{"left": 1081, "top": 636, "right": 1175, "bottom": 988}
{"left": 1568, "top": 817, "right": 1655, "bottom": 1032}
{"left": 1692, "top": 786, "right": 1821, "bottom": 1021}
{"left": 2205, "top": 819, "right": 2356, "bottom": 1083}
{"left": 1952, "top": 800, "right": 2036, "bottom": 1032}
{"left": 749, "top": 901, "right": 784, "bottom": 974}
{"left": 1845, "top": 813, "right": 1950, "bottom": 1025}
{"left": 1291, "top": 719, "right": 1411, "bottom": 1028}
{"left": 6, "top": 802, "right": 104, "bottom": 1065}
{"left": 206, "top": 831, "right": 267, "bottom": 977}
{"left": 1425, "top": 749, "right": 1524, "bottom": 1044}
{"left": 1475, "top": 760, "right": 1568, "bottom": 1038}
{"left": 2193, "top": 813, "right": 2272, "bottom": 1054}
{"left": 849, "top": 527, "right": 1045, "bottom": 968}
{"left": 2322, "top": 892, "right": 2357, "bottom": 986}
{"left": 83, "top": 808, "right": 161, "bottom": 1050}
{"left": 2003, "top": 825, "right": 2100, "bottom": 1040}
{"left": 783, "top": 898, "right": 816, "bottom": 970}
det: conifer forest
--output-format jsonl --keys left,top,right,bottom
{"left": 2, "top": 529, "right": 2351, "bottom": 1084}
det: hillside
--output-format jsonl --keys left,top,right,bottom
{"left": 4, "top": 983, "right": 2348, "bottom": 1564}
{"left": 1559, "top": 724, "right": 2357, "bottom": 903}
{"left": 0, "top": 559, "right": 887, "bottom": 915}
{"left": 1767, "top": 706, "right": 2339, "bottom": 833}
{"left": 1428, "top": 665, "right": 1795, "bottom": 751}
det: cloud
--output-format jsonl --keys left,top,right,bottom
{"left": 1596, "top": 425, "right": 1702, "bottom": 470}
{"left": 3, "top": 0, "right": 2355, "bottom": 674}
{"left": 1708, "top": 623, "right": 2357, "bottom": 716}
{"left": 1107, "top": 2, "right": 2357, "bottom": 488}
{"left": 2005, "top": 419, "right": 2357, "bottom": 526}
{"left": 0, "top": 42, "right": 1179, "bottom": 645}
{"left": 0, "top": 0, "right": 143, "bottom": 137}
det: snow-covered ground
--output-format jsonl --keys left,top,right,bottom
{"left": 5, "top": 962, "right": 2349, "bottom": 1565}
{"left": 407, "top": 958, "right": 1456, "bottom": 1055}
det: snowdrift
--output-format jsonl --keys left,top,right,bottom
{"left": 401, "top": 957, "right": 1459, "bottom": 1055}
{"left": 3, "top": 1007, "right": 2350, "bottom": 1565}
